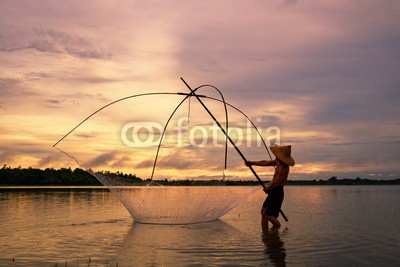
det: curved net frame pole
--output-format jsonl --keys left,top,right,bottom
{"left": 180, "top": 77, "right": 288, "bottom": 222}
{"left": 52, "top": 92, "right": 183, "bottom": 148}
{"left": 150, "top": 89, "right": 208, "bottom": 180}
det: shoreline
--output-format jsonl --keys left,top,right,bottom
{"left": 1, "top": 183, "right": 399, "bottom": 189}
{"left": 1, "top": 166, "right": 399, "bottom": 187}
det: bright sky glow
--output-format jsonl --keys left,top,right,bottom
{"left": 1, "top": 0, "right": 399, "bottom": 180}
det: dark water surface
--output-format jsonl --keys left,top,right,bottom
{"left": 0, "top": 186, "right": 399, "bottom": 266}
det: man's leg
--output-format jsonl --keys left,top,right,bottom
{"left": 261, "top": 208, "right": 269, "bottom": 227}
{"left": 266, "top": 216, "right": 281, "bottom": 228}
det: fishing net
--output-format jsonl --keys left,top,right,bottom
{"left": 55, "top": 85, "right": 274, "bottom": 224}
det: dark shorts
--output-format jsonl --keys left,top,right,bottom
{"left": 262, "top": 186, "right": 284, "bottom": 218}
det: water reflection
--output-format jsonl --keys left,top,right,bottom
{"left": 1, "top": 186, "right": 399, "bottom": 266}
{"left": 0, "top": 188, "right": 130, "bottom": 266}
{"left": 262, "top": 227, "right": 287, "bottom": 266}
{"left": 117, "top": 220, "right": 259, "bottom": 266}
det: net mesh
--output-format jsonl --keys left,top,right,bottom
{"left": 56, "top": 91, "right": 267, "bottom": 224}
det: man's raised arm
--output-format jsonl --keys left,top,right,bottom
{"left": 245, "top": 160, "right": 277, "bottom": 167}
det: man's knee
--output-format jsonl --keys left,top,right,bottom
{"left": 261, "top": 208, "right": 266, "bottom": 216}
{"left": 266, "top": 216, "right": 281, "bottom": 227}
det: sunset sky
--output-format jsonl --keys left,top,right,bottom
{"left": 1, "top": 0, "right": 399, "bottom": 180}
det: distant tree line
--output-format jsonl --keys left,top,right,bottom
{"left": 0, "top": 166, "right": 399, "bottom": 186}
{"left": 0, "top": 165, "right": 101, "bottom": 186}
{"left": 285, "top": 176, "right": 400, "bottom": 186}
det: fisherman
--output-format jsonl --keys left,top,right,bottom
{"left": 245, "top": 145, "right": 295, "bottom": 228}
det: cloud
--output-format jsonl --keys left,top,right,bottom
{"left": 44, "top": 93, "right": 109, "bottom": 108}
{"left": 135, "top": 144, "right": 227, "bottom": 172}
{"left": 31, "top": 28, "right": 112, "bottom": 59}
{"left": 87, "top": 151, "right": 118, "bottom": 167}
{"left": 28, "top": 29, "right": 111, "bottom": 59}
{"left": 135, "top": 159, "right": 153, "bottom": 169}
{"left": 74, "top": 132, "right": 99, "bottom": 140}
{"left": 135, "top": 151, "right": 200, "bottom": 170}
{"left": 0, "top": 27, "right": 111, "bottom": 59}
{"left": 277, "top": 0, "right": 297, "bottom": 8}
{"left": 23, "top": 72, "right": 53, "bottom": 81}
{"left": 38, "top": 152, "right": 65, "bottom": 167}
{"left": 46, "top": 99, "right": 61, "bottom": 105}
{"left": 86, "top": 151, "right": 133, "bottom": 169}
{"left": 0, "top": 77, "right": 27, "bottom": 97}
{"left": 111, "top": 156, "right": 132, "bottom": 168}
{"left": 379, "top": 136, "right": 400, "bottom": 145}
{"left": 0, "top": 150, "right": 17, "bottom": 165}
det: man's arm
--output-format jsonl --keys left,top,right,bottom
{"left": 245, "top": 160, "right": 277, "bottom": 167}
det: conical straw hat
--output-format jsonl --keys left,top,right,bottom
{"left": 270, "top": 145, "right": 295, "bottom": 166}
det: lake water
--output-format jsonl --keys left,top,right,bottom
{"left": 0, "top": 186, "right": 399, "bottom": 266}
